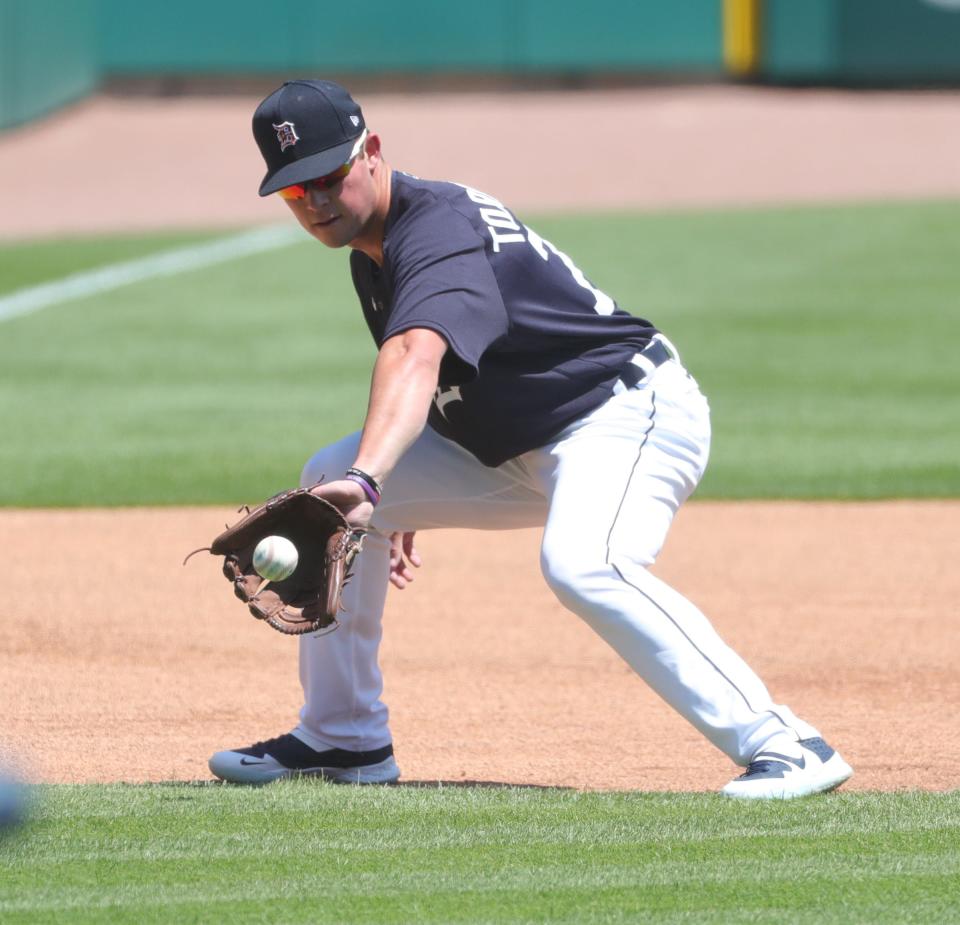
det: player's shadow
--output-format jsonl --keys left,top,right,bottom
{"left": 397, "top": 779, "right": 574, "bottom": 790}
{"left": 152, "top": 779, "right": 574, "bottom": 790}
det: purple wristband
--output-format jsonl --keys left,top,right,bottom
{"left": 345, "top": 472, "right": 380, "bottom": 505}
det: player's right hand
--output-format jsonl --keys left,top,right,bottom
{"left": 388, "top": 531, "right": 421, "bottom": 589}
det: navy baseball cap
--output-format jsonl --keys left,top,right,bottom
{"left": 253, "top": 80, "right": 366, "bottom": 197}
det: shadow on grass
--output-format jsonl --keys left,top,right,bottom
{"left": 117, "top": 778, "right": 576, "bottom": 791}
{"left": 397, "top": 779, "right": 575, "bottom": 791}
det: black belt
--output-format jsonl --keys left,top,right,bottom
{"left": 618, "top": 339, "right": 673, "bottom": 389}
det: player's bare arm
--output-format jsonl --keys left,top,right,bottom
{"left": 309, "top": 326, "right": 446, "bottom": 587}
{"left": 355, "top": 327, "right": 448, "bottom": 484}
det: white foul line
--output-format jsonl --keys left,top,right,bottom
{"left": 0, "top": 225, "right": 303, "bottom": 324}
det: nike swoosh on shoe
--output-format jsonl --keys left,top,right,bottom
{"left": 752, "top": 751, "right": 806, "bottom": 770}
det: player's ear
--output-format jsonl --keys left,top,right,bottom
{"left": 363, "top": 132, "right": 382, "bottom": 170}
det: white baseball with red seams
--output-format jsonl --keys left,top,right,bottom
{"left": 252, "top": 535, "right": 299, "bottom": 582}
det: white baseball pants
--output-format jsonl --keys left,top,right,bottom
{"left": 296, "top": 357, "right": 819, "bottom": 765}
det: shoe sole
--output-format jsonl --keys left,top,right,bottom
{"left": 721, "top": 755, "right": 853, "bottom": 800}
{"left": 209, "top": 754, "right": 400, "bottom": 786}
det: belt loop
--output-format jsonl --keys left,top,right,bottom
{"left": 653, "top": 332, "right": 681, "bottom": 364}
{"left": 617, "top": 337, "right": 674, "bottom": 391}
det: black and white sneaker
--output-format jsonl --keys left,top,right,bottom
{"left": 208, "top": 733, "right": 400, "bottom": 785}
{"left": 721, "top": 737, "right": 853, "bottom": 799}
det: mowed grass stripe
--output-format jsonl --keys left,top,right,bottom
{"left": 2, "top": 786, "right": 958, "bottom": 924}
{"left": 7, "top": 849, "right": 958, "bottom": 889}
{"left": 1, "top": 199, "right": 958, "bottom": 504}
{"left": 2, "top": 859, "right": 958, "bottom": 914}
{"left": 0, "top": 230, "right": 226, "bottom": 295}
{"left": 0, "top": 226, "right": 300, "bottom": 322}
{"left": 12, "top": 788, "right": 960, "bottom": 852}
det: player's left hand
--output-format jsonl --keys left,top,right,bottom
{"left": 389, "top": 530, "right": 421, "bottom": 589}
{"left": 307, "top": 479, "right": 375, "bottom": 530}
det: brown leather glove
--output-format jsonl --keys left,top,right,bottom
{"left": 203, "top": 488, "right": 365, "bottom": 635}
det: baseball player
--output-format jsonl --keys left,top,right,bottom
{"left": 209, "top": 80, "right": 853, "bottom": 798}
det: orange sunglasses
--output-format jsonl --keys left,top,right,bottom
{"left": 277, "top": 130, "right": 368, "bottom": 201}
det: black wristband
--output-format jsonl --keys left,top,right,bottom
{"left": 345, "top": 467, "right": 383, "bottom": 501}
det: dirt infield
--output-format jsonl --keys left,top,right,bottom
{"left": 2, "top": 86, "right": 958, "bottom": 790}
{"left": 3, "top": 503, "right": 958, "bottom": 791}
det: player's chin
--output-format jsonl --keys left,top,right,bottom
{"left": 309, "top": 218, "right": 352, "bottom": 247}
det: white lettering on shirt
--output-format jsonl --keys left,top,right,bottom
{"left": 524, "top": 227, "right": 616, "bottom": 315}
{"left": 434, "top": 384, "right": 462, "bottom": 420}
{"left": 457, "top": 183, "right": 616, "bottom": 313}
{"left": 459, "top": 185, "right": 526, "bottom": 252}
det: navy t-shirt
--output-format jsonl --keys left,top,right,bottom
{"left": 350, "top": 172, "right": 659, "bottom": 466}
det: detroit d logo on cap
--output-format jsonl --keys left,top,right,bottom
{"left": 272, "top": 121, "right": 299, "bottom": 151}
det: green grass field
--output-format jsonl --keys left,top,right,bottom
{"left": 2, "top": 784, "right": 959, "bottom": 924}
{"left": 1, "top": 199, "right": 958, "bottom": 505}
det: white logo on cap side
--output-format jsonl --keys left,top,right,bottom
{"left": 350, "top": 115, "right": 360, "bottom": 127}
{"left": 273, "top": 121, "right": 299, "bottom": 151}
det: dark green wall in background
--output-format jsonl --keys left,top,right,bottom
{"left": 763, "top": 0, "right": 960, "bottom": 83}
{"left": 836, "top": 0, "right": 960, "bottom": 82}
{"left": 3, "top": 0, "right": 960, "bottom": 132}
{"left": 1, "top": 0, "right": 723, "bottom": 130}
{"left": 0, "top": 0, "right": 98, "bottom": 128}
{"left": 762, "top": 0, "right": 839, "bottom": 78}
{"left": 516, "top": 1, "right": 721, "bottom": 70}
{"left": 95, "top": 0, "right": 722, "bottom": 74}
{"left": 97, "top": 0, "right": 517, "bottom": 73}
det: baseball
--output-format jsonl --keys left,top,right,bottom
{"left": 252, "top": 535, "right": 299, "bottom": 582}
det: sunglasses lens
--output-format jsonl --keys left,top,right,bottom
{"left": 312, "top": 162, "right": 352, "bottom": 191}
{"left": 277, "top": 184, "right": 306, "bottom": 201}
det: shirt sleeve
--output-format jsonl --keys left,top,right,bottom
{"left": 382, "top": 194, "right": 508, "bottom": 382}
